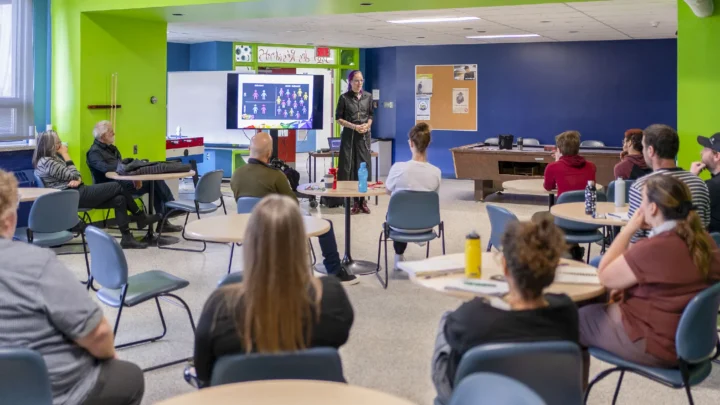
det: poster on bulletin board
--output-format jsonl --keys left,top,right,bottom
{"left": 415, "top": 65, "right": 477, "bottom": 131}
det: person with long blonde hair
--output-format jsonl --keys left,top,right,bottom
{"left": 193, "top": 195, "right": 354, "bottom": 386}
{"left": 579, "top": 175, "right": 720, "bottom": 386}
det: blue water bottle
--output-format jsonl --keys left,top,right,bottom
{"left": 358, "top": 162, "right": 368, "bottom": 193}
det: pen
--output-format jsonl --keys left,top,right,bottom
{"left": 463, "top": 280, "right": 499, "bottom": 288}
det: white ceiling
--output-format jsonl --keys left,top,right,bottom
{"left": 167, "top": 0, "right": 678, "bottom": 47}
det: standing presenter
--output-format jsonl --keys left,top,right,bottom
{"left": 336, "top": 70, "right": 373, "bottom": 215}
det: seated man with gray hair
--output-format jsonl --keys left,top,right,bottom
{"left": 86, "top": 120, "right": 183, "bottom": 233}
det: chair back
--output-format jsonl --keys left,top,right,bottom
{"left": 217, "top": 272, "right": 243, "bottom": 287}
{"left": 606, "top": 180, "right": 635, "bottom": 204}
{"left": 237, "top": 197, "right": 262, "bottom": 214}
{"left": 0, "top": 348, "right": 53, "bottom": 405}
{"left": 486, "top": 205, "right": 518, "bottom": 251}
{"left": 84, "top": 226, "right": 129, "bottom": 289}
{"left": 580, "top": 140, "right": 605, "bottom": 148}
{"left": 195, "top": 169, "right": 224, "bottom": 204}
{"left": 28, "top": 190, "right": 80, "bottom": 233}
{"left": 710, "top": 232, "right": 720, "bottom": 247}
{"left": 33, "top": 173, "right": 45, "bottom": 188}
{"left": 210, "top": 347, "right": 345, "bottom": 386}
{"left": 523, "top": 138, "right": 540, "bottom": 146}
{"left": 386, "top": 191, "right": 441, "bottom": 231}
{"left": 454, "top": 341, "right": 583, "bottom": 405}
{"left": 449, "top": 372, "right": 546, "bottom": 405}
{"left": 555, "top": 190, "right": 603, "bottom": 232}
{"left": 675, "top": 282, "right": 720, "bottom": 363}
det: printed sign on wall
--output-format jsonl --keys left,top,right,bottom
{"left": 257, "top": 46, "right": 336, "bottom": 65}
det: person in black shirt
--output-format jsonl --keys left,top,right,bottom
{"left": 690, "top": 132, "right": 720, "bottom": 233}
{"left": 432, "top": 217, "right": 579, "bottom": 404}
{"left": 193, "top": 195, "right": 354, "bottom": 386}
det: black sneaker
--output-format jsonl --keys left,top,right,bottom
{"left": 120, "top": 234, "right": 148, "bottom": 249}
{"left": 334, "top": 266, "right": 359, "bottom": 285}
{"left": 133, "top": 213, "right": 162, "bottom": 230}
{"left": 157, "top": 221, "right": 183, "bottom": 233}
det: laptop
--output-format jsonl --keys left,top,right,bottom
{"left": 328, "top": 137, "right": 342, "bottom": 152}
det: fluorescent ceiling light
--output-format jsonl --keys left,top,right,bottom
{"left": 388, "top": 16, "right": 480, "bottom": 24}
{"left": 466, "top": 34, "right": 541, "bottom": 39}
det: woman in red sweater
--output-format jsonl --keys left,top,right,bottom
{"left": 544, "top": 131, "right": 597, "bottom": 197}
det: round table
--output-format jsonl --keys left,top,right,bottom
{"left": 18, "top": 187, "right": 58, "bottom": 202}
{"left": 156, "top": 380, "right": 417, "bottom": 405}
{"left": 106, "top": 171, "right": 195, "bottom": 245}
{"left": 502, "top": 179, "right": 604, "bottom": 207}
{"left": 406, "top": 253, "right": 605, "bottom": 302}
{"left": 299, "top": 181, "right": 387, "bottom": 275}
{"left": 551, "top": 202, "right": 628, "bottom": 227}
{"left": 185, "top": 214, "right": 331, "bottom": 243}
{"left": 185, "top": 214, "right": 331, "bottom": 273}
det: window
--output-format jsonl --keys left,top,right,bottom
{"left": 0, "top": 0, "right": 33, "bottom": 141}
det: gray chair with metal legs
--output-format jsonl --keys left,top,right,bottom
{"left": 449, "top": 373, "right": 546, "bottom": 405}
{"left": 376, "top": 190, "right": 445, "bottom": 289}
{"left": 210, "top": 347, "right": 346, "bottom": 387}
{"left": 226, "top": 197, "right": 263, "bottom": 274}
{"left": 439, "top": 342, "right": 583, "bottom": 405}
{"left": 84, "top": 225, "right": 196, "bottom": 372}
{"left": 34, "top": 172, "right": 92, "bottom": 224}
{"left": 486, "top": 205, "right": 519, "bottom": 251}
{"left": 580, "top": 140, "right": 605, "bottom": 148}
{"left": 0, "top": 348, "right": 53, "bottom": 405}
{"left": 13, "top": 189, "right": 91, "bottom": 282}
{"left": 585, "top": 282, "right": 720, "bottom": 405}
{"left": 158, "top": 169, "right": 227, "bottom": 252}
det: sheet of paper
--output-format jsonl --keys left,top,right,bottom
{"left": 415, "top": 95, "right": 431, "bottom": 120}
{"left": 444, "top": 278, "right": 509, "bottom": 296}
{"left": 453, "top": 88, "right": 469, "bottom": 114}
{"left": 555, "top": 266, "right": 600, "bottom": 285}
{"left": 372, "top": 89, "right": 380, "bottom": 100}
{"left": 606, "top": 212, "right": 630, "bottom": 221}
{"left": 397, "top": 256, "right": 463, "bottom": 277}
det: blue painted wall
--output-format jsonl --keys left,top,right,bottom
{"left": 168, "top": 42, "right": 233, "bottom": 72}
{"left": 364, "top": 39, "right": 677, "bottom": 177}
{"left": 167, "top": 42, "right": 190, "bottom": 72}
{"left": 33, "top": 0, "right": 51, "bottom": 131}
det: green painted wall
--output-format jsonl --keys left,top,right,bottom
{"left": 677, "top": 0, "right": 720, "bottom": 169}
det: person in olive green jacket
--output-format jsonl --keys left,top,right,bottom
{"left": 230, "top": 133, "right": 358, "bottom": 285}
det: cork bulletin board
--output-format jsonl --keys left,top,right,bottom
{"left": 415, "top": 64, "right": 477, "bottom": 131}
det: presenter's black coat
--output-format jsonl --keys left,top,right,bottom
{"left": 335, "top": 91, "right": 373, "bottom": 182}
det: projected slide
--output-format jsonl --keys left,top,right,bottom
{"left": 227, "top": 74, "right": 323, "bottom": 130}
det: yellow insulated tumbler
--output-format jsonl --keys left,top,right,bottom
{"left": 465, "top": 231, "right": 482, "bottom": 279}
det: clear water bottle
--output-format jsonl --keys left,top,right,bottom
{"left": 614, "top": 177, "right": 626, "bottom": 207}
{"left": 517, "top": 137, "right": 524, "bottom": 151}
{"left": 358, "top": 162, "right": 368, "bottom": 193}
{"left": 585, "top": 180, "right": 597, "bottom": 216}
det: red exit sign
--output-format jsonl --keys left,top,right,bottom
{"left": 315, "top": 47, "right": 331, "bottom": 58}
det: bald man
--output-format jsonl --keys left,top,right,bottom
{"left": 230, "top": 133, "right": 358, "bottom": 285}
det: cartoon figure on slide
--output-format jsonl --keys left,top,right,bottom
{"left": 281, "top": 101, "right": 286, "bottom": 108}
{"left": 296, "top": 111, "right": 301, "bottom": 119}
{"left": 253, "top": 105, "right": 258, "bottom": 114}
{"left": 261, "top": 90, "right": 267, "bottom": 100}
{"left": 293, "top": 101, "right": 298, "bottom": 109}
{"left": 303, "top": 93, "right": 308, "bottom": 101}
{"left": 261, "top": 105, "right": 267, "bottom": 114}
{"left": 289, "top": 108, "right": 294, "bottom": 116}
{"left": 279, "top": 88, "right": 284, "bottom": 97}
{"left": 277, "top": 106, "right": 282, "bottom": 114}
{"left": 253, "top": 90, "right": 259, "bottom": 100}
{"left": 299, "top": 99, "right": 304, "bottom": 107}
{"left": 292, "top": 92, "right": 297, "bottom": 100}
{"left": 276, "top": 96, "right": 282, "bottom": 104}
{"left": 302, "top": 106, "right": 307, "bottom": 114}
{"left": 283, "top": 110, "right": 288, "bottom": 117}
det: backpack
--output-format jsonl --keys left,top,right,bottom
{"left": 269, "top": 158, "right": 300, "bottom": 192}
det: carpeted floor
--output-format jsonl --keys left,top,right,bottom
{"left": 54, "top": 154, "right": 720, "bottom": 404}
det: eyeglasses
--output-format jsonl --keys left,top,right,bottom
{"left": 351, "top": 79, "right": 364, "bottom": 84}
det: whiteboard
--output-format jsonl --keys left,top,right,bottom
{"left": 168, "top": 71, "right": 253, "bottom": 145}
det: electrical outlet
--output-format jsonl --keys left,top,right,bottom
{"left": 133, "top": 145, "right": 138, "bottom": 155}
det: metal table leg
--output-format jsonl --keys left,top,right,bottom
{"left": 341, "top": 196, "right": 379, "bottom": 276}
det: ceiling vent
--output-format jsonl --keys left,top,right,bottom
{"left": 684, "top": 0, "right": 714, "bottom": 17}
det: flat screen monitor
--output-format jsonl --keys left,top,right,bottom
{"left": 226, "top": 73, "right": 324, "bottom": 130}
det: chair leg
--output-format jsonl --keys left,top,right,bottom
{"left": 679, "top": 362, "right": 695, "bottom": 405}
{"left": 221, "top": 197, "right": 227, "bottom": 215}
{"left": 158, "top": 211, "right": 208, "bottom": 252}
{"left": 441, "top": 224, "right": 446, "bottom": 255}
{"left": 309, "top": 240, "right": 317, "bottom": 266}
{"left": 227, "top": 243, "right": 234, "bottom": 275}
{"left": 80, "top": 232, "right": 97, "bottom": 291}
{"left": 586, "top": 243, "right": 592, "bottom": 263}
{"left": 426, "top": 240, "right": 431, "bottom": 258}
{"left": 375, "top": 231, "right": 389, "bottom": 289}
{"left": 141, "top": 293, "right": 197, "bottom": 373}
{"left": 584, "top": 366, "right": 620, "bottom": 404}
{"left": 115, "top": 297, "right": 168, "bottom": 350}
{"left": 611, "top": 370, "right": 625, "bottom": 405}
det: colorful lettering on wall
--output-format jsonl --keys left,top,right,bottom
{"left": 257, "top": 46, "right": 336, "bottom": 65}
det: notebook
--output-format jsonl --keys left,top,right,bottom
{"left": 606, "top": 212, "right": 630, "bottom": 221}
{"left": 444, "top": 278, "right": 509, "bottom": 297}
{"left": 397, "top": 255, "right": 464, "bottom": 278}
{"left": 555, "top": 266, "right": 600, "bottom": 285}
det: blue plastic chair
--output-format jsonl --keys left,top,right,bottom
{"left": 210, "top": 347, "right": 345, "bottom": 386}
{"left": 0, "top": 348, "right": 53, "bottom": 405}
{"left": 486, "top": 205, "right": 519, "bottom": 251}
{"left": 449, "top": 373, "right": 546, "bottom": 405}
{"left": 225, "top": 196, "right": 264, "bottom": 274}
{"left": 217, "top": 272, "right": 243, "bottom": 287}
{"left": 445, "top": 341, "right": 583, "bottom": 405}
{"left": 376, "top": 191, "right": 445, "bottom": 288}
{"left": 710, "top": 232, "right": 720, "bottom": 247}
{"left": 580, "top": 140, "right": 605, "bottom": 148}
{"left": 35, "top": 172, "right": 93, "bottom": 224}
{"left": 554, "top": 190, "right": 605, "bottom": 263}
{"left": 84, "top": 226, "right": 196, "bottom": 372}
{"left": 585, "top": 282, "right": 720, "bottom": 405}
{"left": 606, "top": 180, "right": 635, "bottom": 204}
{"left": 13, "top": 189, "right": 90, "bottom": 281}
{"left": 159, "top": 169, "right": 227, "bottom": 252}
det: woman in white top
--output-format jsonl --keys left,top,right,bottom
{"left": 386, "top": 123, "right": 442, "bottom": 266}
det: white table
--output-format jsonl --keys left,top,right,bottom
{"left": 185, "top": 214, "right": 331, "bottom": 243}
{"left": 18, "top": 187, "right": 58, "bottom": 202}
{"left": 299, "top": 181, "right": 387, "bottom": 275}
{"left": 502, "top": 179, "right": 604, "bottom": 208}
{"left": 551, "top": 202, "right": 628, "bottom": 227}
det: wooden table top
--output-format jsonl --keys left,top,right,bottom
{"left": 298, "top": 181, "right": 387, "bottom": 198}
{"left": 402, "top": 252, "right": 605, "bottom": 303}
{"left": 106, "top": 170, "right": 195, "bottom": 181}
{"left": 18, "top": 187, "right": 59, "bottom": 202}
{"left": 551, "top": 202, "right": 628, "bottom": 227}
{"left": 184, "top": 214, "right": 331, "bottom": 243}
{"left": 310, "top": 151, "right": 379, "bottom": 158}
{"left": 451, "top": 143, "right": 622, "bottom": 156}
{"left": 502, "top": 179, "right": 604, "bottom": 196}
{"left": 156, "top": 380, "right": 417, "bottom": 405}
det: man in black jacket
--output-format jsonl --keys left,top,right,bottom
{"left": 86, "top": 121, "right": 182, "bottom": 233}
